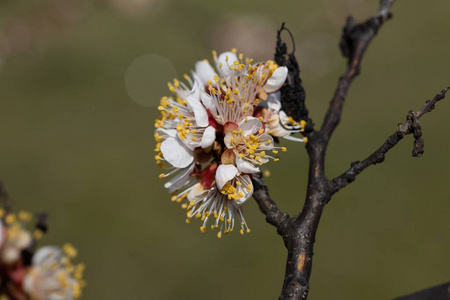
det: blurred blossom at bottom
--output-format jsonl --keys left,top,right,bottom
{"left": 0, "top": 194, "right": 85, "bottom": 300}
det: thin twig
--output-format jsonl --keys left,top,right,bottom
{"left": 330, "top": 88, "right": 449, "bottom": 194}
{"left": 321, "top": 0, "right": 395, "bottom": 142}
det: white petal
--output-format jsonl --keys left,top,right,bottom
{"left": 199, "top": 89, "right": 215, "bottom": 112}
{"left": 215, "top": 164, "right": 238, "bottom": 190}
{"left": 267, "top": 91, "right": 282, "bottom": 111}
{"left": 2, "top": 248, "right": 20, "bottom": 264}
{"left": 265, "top": 66, "right": 288, "bottom": 93}
{"left": 238, "top": 116, "right": 263, "bottom": 136}
{"left": 155, "top": 128, "right": 177, "bottom": 139}
{"left": 257, "top": 134, "right": 275, "bottom": 150}
{"left": 236, "top": 156, "right": 260, "bottom": 173}
{"left": 279, "top": 110, "right": 289, "bottom": 121}
{"left": 223, "top": 132, "right": 233, "bottom": 149}
{"left": 216, "top": 52, "right": 238, "bottom": 78}
{"left": 187, "top": 95, "right": 209, "bottom": 127}
{"left": 164, "top": 164, "right": 195, "bottom": 193}
{"left": 235, "top": 175, "right": 253, "bottom": 206}
{"left": 160, "top": 138, "right": 193, "bottom": 168}
{"left": 195, "top": 60, "right": 218, "bottom": 86}
{"left": 201, "top": 126, "right": 216, "bottom": 148}
{"left": 187, "top": 183, "right": 208, "bottom": 202}
{"left": 32, "top": 246, "right": 62, "bottom": 265}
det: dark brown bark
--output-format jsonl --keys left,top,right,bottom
{"left": 251, "top": 0, "right": 448, "bottom": 299}
{"left": 394, "top": 281, "right": 450, "bottom": 300}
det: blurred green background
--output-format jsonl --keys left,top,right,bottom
{"left": 0, "top": 0, "right": 449, "bottom": 299}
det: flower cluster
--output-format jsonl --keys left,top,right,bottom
{"left": 0, "top": 209, "right": 85, "bottom": 300}
{"left": 155, "top": 49, "right": 306, "bottom": 237}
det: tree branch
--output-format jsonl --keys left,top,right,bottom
{"left": 394, "top": 281, "right": 450, "bottom": 300}
{"left": 254, "top": 1, "right": 447, "bottom": 300}
{"left": 321, "top": 0, "right": 395, "bottom": 142}
{"left": 330, "top": 87, "right": 449, "bottom": 194}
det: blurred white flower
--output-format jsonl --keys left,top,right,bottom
{"left": 0, "top": 212, "right": 33, "bottom": 264}
{"left": 23, "top": 245, "right": 85, "bottom": 300}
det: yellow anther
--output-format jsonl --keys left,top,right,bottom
{"left": 236, "top": 181, "right": 242, "bottom": 186}
{"left": 181, "top": 203, "right": 188, "bottom": 209}
{"left": 173, "top": 79, "right": 180, "bottom": 87}
{"left": 225, "top": 55, "right": 229, "bottom": 62}
{"left": 200, "top": 226, "right": 206, "bottom": 233}
{"left": 231, "top": 48, "right": 237, "bottom": 53}
{"left": 33, "top": 229, "right": 43, "bottom": 240}
{"left": 238, "top": 53, "right": 244, "bottom": 60}
{"left": 240, "top": 229, "right": 244, "bottom": 235}
{"left": 263, "top": 170, "right": 271, "bottom": 177}
{"left": 258, "top": 128, "right": 264, "bottom": 134}
{"left": 303, "top": 137, "right": 308, "bottom": 143}
{"left": 217, "top": 231, "right": 222, "bottom": 238}
{"left": 63, "top": 243, "right": 78, "bottom": 258}
{"left": 156, "top": 161, "right": 166, "bottom": 170}
{"left": 5, "top": 214, "right": 16, "bottom": 224}
{"left": 245, "top": 117, "right": 248, "bottom": 122}
{"left": 260, "top": 151, "right": 265, "bottom": 157}
{"left": 258, "top": 117, "right": 263, "bottom": 122}
{"left": 274, "top": 158, "right": 280, "bottom": 162}
{"left": 272, "top": 150, "right": 278, "bottom": 154}
{"left": 183, "top": 74, "right": 190, "bottom": 81}
{"left": 158, "top": 173, "right": 165, "bottom": 179}
{"left": 267, "top": 140, "right": 272, "bottom": 145}
{"left": 238, "top": 192, "right": 244, "bottom": 198}
{"left": 212, "top": 50, "right": 217, "bottom": 60}
{"left": 18, "top": 211, "right": 32, "bottom": 222}
{"left": 246, "top": 229, "right": 251, "bottom": 233}
{"left": 185, "top": 219, "right": 191, "bottom": 223}
{"left": 281, "top": 147, "right": 287, "bottom": 152}
{"left": 191, "top": 137, "right": 197, "bottom": 141}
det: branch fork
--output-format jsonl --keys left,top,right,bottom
{"left": 251, "top": 1, "right": 448, "bottom": 299}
